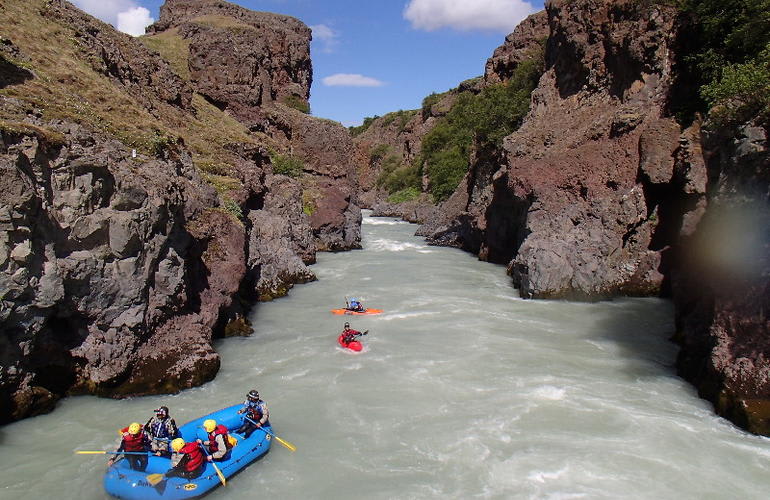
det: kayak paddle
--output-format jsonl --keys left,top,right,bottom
{"left": 243, "top": 417, "right": 296, "bottom": 452}
{"left": 76, "top": 450, "right": 149, "bottom": 455}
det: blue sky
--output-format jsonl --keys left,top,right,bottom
{"left": 72, "top": 0, "right": 544, "bottom": 126}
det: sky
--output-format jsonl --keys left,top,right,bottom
{"left": 71, "top": 0, "right": 545, "bottom": 127}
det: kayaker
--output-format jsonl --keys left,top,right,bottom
{"left": 236, "top": 390, "right": 270, "bottom": 438}
{"left": 341, "top": 322, "right": 366, "bottom": 344}
{"left": 196, "top": 419, "right": 233, "bottom": 461}
{"left": 107, "top": 422, "right": 150, "bottom": 471}
{"left": 144, "top": 406, "right": 178, "bottom": 457}
{"left": 346, "top": 298, "right": 365, "bottom": 312}
{"left": 165, "top": 438, "right": 205, "bottom": 480}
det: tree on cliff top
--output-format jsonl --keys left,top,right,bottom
{"left": 673, "top": 0, "right": 770, "bottom": 125}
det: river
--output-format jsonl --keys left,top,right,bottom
{"left": 2, "top": 211, "right": 770, "bottom": 499}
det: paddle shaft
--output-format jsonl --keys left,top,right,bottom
{"left": 243, "top": 416, "right": 296, "bottom": 452}
{"left": 77, "top": 450, "right": 149, "bottom": 455}
{"left": 198, "top": 443, "right": 227, "bottom": 487}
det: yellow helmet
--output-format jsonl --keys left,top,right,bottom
{"left": 128, "top": 422, "right": 142, "bottom": 435}
{"left": 171, "top": 438, "right": 185, "bottom": 452}
{"left": 203, "top": 419, "right": 217, "bottom": 432}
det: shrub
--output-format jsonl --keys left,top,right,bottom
{"left": 349, "top": 115, "right": 380, "bottom": 136}
{"left": 369, "top": 143, "right": 391, "bottom": 162}
{"left": 271, "top": 153, "right": 304, "bottom": 178}
{"left": 387, "top": 186, "right": 422, "bottom": 204}
{"left": 700, "top": 47, "right": 770, "bottom": 125}
{"left": 222, "top": 197, "right": 243, "bottom": 220}
{"left": 671, "top": 0, "right": 770, "bottom": 124}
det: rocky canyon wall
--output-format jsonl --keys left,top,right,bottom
{"left": 0, "top": 0, "right": 359, "bottom": 423}
{"left": 353, "top": 0, "right": 770, "bottom": 435}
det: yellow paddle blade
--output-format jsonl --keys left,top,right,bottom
{"left": 146, "top": 474, "right": 165, "bottom": 486}
{"left": 274, "top": 435, "right": 297, "bottom": 452}
{"left": 211, "top": 462, "right": 227, "bottom": 487}
{"left": 75, "top": 450, "right": 108, "bottom": 454}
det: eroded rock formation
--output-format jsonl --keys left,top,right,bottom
{"left": 0, "top": 0, "right": 359, "bottom": 423}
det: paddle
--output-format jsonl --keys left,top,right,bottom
{"left": 146, "top": 473, "right": 165, "bottom": 486}
{"left": 243, "top": 416, "right": 296, "bottom": 452}
{"left": 76, "top": 450, "right": 149, "bottom": 455}
{"left": 199, "top": 443, "right": 227, "bottom": 487}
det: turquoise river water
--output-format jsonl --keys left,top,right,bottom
{"left": 2, "top": 211, "right": 770, "bottom": 499}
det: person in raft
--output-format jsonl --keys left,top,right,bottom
{"left": 196, "top": 419, "right": 233, "bottom": 461}
{"left": 341, "top": 322, "right": 366, "bottom": 344}
{"left": 107, "top": 422, "right": 150, "bottom": 471}
{"left": 346, "top": 298, "right": 365, "bottom": 312}
{"left": 165, "top": 438, "right": 205, "bottom": 480}
{"left": 236, "top": 389, "right": 270, "bottom": 438}
{"left": 144, "top": 406, "right": 178, "bottom": 457}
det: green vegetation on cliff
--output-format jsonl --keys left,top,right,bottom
{"left": 419, "top": 50, "right": 544, "bottom": 202}
{"left": 673, "top": 0, "right": 770, "bottom": 125}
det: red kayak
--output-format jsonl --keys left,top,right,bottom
{"left": 338, "top": 333, "right": 363, "bottom": 352}
{"left": 331, "top": 308, "right": 383, "bottom": 316}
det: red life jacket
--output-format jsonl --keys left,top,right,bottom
{"left": 120, "top": 427, "right": 147, "bottom": 452}
{"left": 179, "top": 442, "right": 205, "bottom": 472}
{"left": 208, "top": 425, "right": 231, "bottom": 453}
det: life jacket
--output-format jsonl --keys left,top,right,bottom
{"left": 341, "top": 329, "right": 360, "bottom": 344}
{"left": 245, "top": 400, "right": 264, "bottom": 422}
{"left": 208, "top": 425, "right": 232, "bottom": 453}
{"left": 120, "top": 427, "right": 147, "bottom": 452}
{"left": 179, "top": 442, "right": 205, "bottom": 472}
{"left": 148, "top": 417, "right": 175, "bottom": 439}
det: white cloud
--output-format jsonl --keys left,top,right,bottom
{"left": 71, "top": 0, "right": 155, "bottom": 36}
{"left": 322, "top": 74, "right": 385, "bottom": 87}
{"left": 404, "top": 0, "right": 537, "bottom": 33}
{"left": 310, "top": 24, "right": 340, "bottom": 54}
{"left": 117, "top": 7, "right": 154, "bottom": 37}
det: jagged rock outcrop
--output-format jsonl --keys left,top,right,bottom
{"left": 146, "top": 0, "right": 311, "bottom": 120}
{"left": 485, "top": 11, "right": 549, "bottom": 85}
{"left": 147, "top": 0, "right": 360, "bottom": 251}
{"left": 423, "top": 0, "right": 689, "bottom": 300}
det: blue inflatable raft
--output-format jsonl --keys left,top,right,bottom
{"left": 104, "top": 404, "right": 272, "bottom": 499}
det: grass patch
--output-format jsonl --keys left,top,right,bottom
{"left": 0, "top": 120, "right": 66, "bottom": 146}
{"left": 387, "top": 186, "right": 422, "bottom": 204}
{"left": 281, "top": 94, "right": 310, "bottom": 114}
{"left": 271, "top": 153, "right": 304, "bottom": 178}
{"left": 139, "top": 28, "right": 191, "bottom": 80}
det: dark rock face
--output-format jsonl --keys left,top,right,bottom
{"left": 0, "top": 124, "right": 222, "bottom": 421}
{"left": 422, "top": 0, "right": 688, "bottom": 300}
{"left": 672, "top": 123, "right": 770, "bottom": 434}
{"left": 146, "top": 0, "right": 311, "bottom": 122}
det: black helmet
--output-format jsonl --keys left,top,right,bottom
{"left": 247, "top": 390, "right": 259, "bottom": 402}
{"left": 155, "top": 406, "right": 169, "bottom": 417}
{"left": 344, "top": 322, "right": 350, "bottom": 328}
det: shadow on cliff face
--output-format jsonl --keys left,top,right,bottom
{"left": 0, "top": 57, "right": 33, "bottom": 88}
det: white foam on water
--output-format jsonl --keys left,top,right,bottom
{"left": 3, "top": 209, "right": 770, "bottom": 500}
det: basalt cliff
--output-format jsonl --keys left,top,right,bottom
{"left": 354, "top": 0, "right": 770, "bottom": 435}
{"left": 0, "top": 0, "right": 360, "bottom": 423}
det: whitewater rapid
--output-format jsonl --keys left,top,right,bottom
{"left": 2, "top": 211, "right": 770, "bottom": 499}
